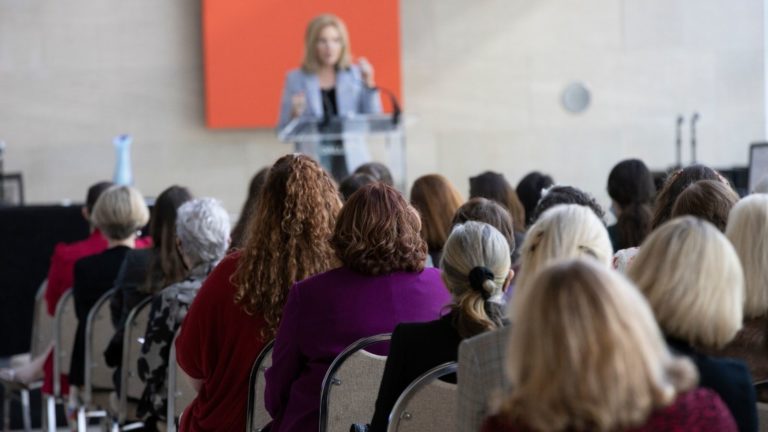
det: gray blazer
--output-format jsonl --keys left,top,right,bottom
{"left": 457, "top": 326, "right": 511, "bottom": 432}
{"left": 277, "top": 64, "right": 382, "bottom": 130}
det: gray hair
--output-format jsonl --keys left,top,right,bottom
{"left": 176, "top": 198, "right": 231, "bottom": 267}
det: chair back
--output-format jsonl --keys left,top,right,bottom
{"left": 387, "top": 362, "right": 457, "bottom": 432}
{"left": 52, "top": 289, "right": 77, "bottom": 397}
{"left": 83, "top": 288, "right": 117, "bottom": 405}
{"left": 167, "top": 329, "right": 198, "bottom": 432}
{"left": 30, "top": 279, "right": 53, "bottom": 358}
{"left": 118, "top": 296, "right": 153, "bottom": 424}
{"left": 319, "top": 334, "right": 391, "bottom": 432}
{"left": 246, "top": 340, "right": 275, "bottom": 432}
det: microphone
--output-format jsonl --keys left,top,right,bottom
{"left": 675, "top": 115, "right": 684, "bottom": 169}
{"left": 690, "top": 112, "right": 700, "bottom": 164}
{"left": 352, "top": 66, "right": 401, "bottom": 126}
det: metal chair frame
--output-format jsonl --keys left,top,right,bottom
{"left": 44, "top": 288, "right": 76, "bottom": 432}
{"left": 318, "top": 333, "right": 391, "bottom": 432}
{"left": 116, "top": 295, "right": 153, "bottom": 430}
{"left": 386, "top": 362, "right": 457, "bottom": 432}
{"left": 77, "top": 288, "right": 117, "bottom": 431}
{"left": 244, "top": 339, "right": 275, "bottom": 432}
{"left": 1, "top": 279, "right": 48, "bottom": 432}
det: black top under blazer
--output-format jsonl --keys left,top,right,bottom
{"left": 667, "top": 336, "right": 758, "bottom": 432}
{"left": 69, "top": 245, "right": 131, "bottom": 386}
{"left": 369, "top": 311, "right": 462, "bottom": 432}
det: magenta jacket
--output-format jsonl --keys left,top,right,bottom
{"left": 264, "top": 266, "right": 451, "bottom": 432}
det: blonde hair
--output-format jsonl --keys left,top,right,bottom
{"left": 628, "top": 216, "right": 744, "bottom": 348}
{"left": 301, "top": 14, "right": 352, "bottom": 73}
{"left": 440, "top": 221, "right": 510, "bottom": 339}
{"left": 502, "top": 259, "right": 697, "bottom": 432}
{"left": 91, "top": 185, "right": 149, "bottom": 241}
{"left": 726, "top": 195, "right": 768, "bottom": 318}
{"left": 513, "top": 204, "right": 612, "bottom": 309}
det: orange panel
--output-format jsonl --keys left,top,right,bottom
{"left": 203, "top": 0, "right": 402, "bottom": 129}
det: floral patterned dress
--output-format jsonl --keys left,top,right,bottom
{"left": 136, "top": 262, "right": 214, "bottom": 423}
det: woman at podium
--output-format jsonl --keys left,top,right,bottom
{"left": 277, "top": 14, "right": 382, "bottom": 180}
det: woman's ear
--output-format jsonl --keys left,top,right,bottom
{"left": 502, "top": 269, "right": 515, "bottom": 292}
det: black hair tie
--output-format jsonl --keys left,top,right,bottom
{"left": 468, "top": 266, "right": 494, "bottom": 300}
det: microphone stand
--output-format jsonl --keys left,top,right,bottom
{"left": 675, "top": 115, "right": 684, "bottom": 169}
{"left": 372, "top": 85, "right": 402, "bottom": 126}
{"left": 690, "top": 112, "right": 700, "bottom": 165}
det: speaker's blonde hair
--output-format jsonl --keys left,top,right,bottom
{"left": 513, "top": 204, "right": 612, "bottom": 312}
{"left": 726, "top": 195, "right": 768, "bottom": 318}
{"left": 502, "top": 259, "right": 696, "bottom": 432}
{"left": 628, "top": 216, "right": 744, "bottom": 348}
{"left": 301, "top": 14, "right": 352, "bottom": 73}
{"left": 441, "top": 221, "right": 510, "bottom": 339}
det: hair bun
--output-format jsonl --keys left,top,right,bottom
{"left": 468, "top": 266, "right": 495, "bottom": 299}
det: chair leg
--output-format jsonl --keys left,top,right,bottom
{"left": 45, "top": 395, "right": 57, "bottom": 432}
{"left": 20, "top": 389, "right": 31, "bottom": 432}
{"left": 2, "top": 387, "right": 10, "bottom": 432}
{"left": 77, "top": 406, "right": 87, "bottom": 432}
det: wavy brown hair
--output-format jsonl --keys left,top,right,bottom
{"left": 410, "top": 174, "right": 464, "bottom": 253}
{"left": 232, "top": 154, "right": 342, "bottom": 338}
{"left": 332, "top": 182, "right": 427, "bottom": 275}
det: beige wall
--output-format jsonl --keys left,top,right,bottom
{"left": 1, "top": 0, "right": 764, "bottom": 217}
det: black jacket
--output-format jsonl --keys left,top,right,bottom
{"left": 69, "top": 246, "right": 131, "bottom": 386}
{"left": 369, "top": 312, "right": 461, "bottom": 432}
{"left": 667, "top": 336, "right": 758, "bottom": 432}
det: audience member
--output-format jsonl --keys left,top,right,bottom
{"left": 354, "top": 161, "right": 394, "bottom": 186}
{"left": 264, "top": 182, "right": 450, "bottom": 432}
{"left": 339, "top": 172, "right": 377, "bottom": 201}
{"left": 451, "top": 197, "right": 516, "bottom": 263}
{"left": 481, "top": 259, "right": 737, "bottom": 432}
{"left": 457, "top": 204, "right": 612, "bottom": 432}
{"left": 651, "top": 164, "right": 725, "bottom": 229}
{"left": 0, "top": 181, "right": 113, "bottom": 394}
{"left": 136, "top": 198, "right": 230, "bottom": 428}
{"left": 104, "top": 185, "right": 193, "bottom": 388}
{"left": 175, "top": 154, "right": 341, "bottom": 431}
{"left": 410, "top": 174, "right": 464, "bottom": 265}
{"left": 369, "top": 221, "right": 512, "bottom": 431}
{"left": 68, "top": 186, "right": 150, "bottom": 401}
{"left": 627, "top": 217, "right": 756, "bottom": 432}
{"left": 530, "top": 185, "right": 605, "bottom": 224}
{"left": 230, "top": 167, "right": 269, "bottom": 249}
{"left": 712, "top": 195, "right": 768, "bottom": 386}
{"left": 606, "top": 159, "right": 655, "bottom": 250}
{"left": 670, "top": 179, "right": 739, "bottom": 232}
{"left": 515, "top": 171, "right": 554, "bottom": 227}
{"left": 469, "top": 171, "right": 526, "bottom": 252}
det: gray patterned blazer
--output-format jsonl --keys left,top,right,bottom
{"left": 457, "top": 326, "right": 511, "bottom": 432}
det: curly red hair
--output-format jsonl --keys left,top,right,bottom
{"left": 332, "top": 183, "right": 427, "bottom": 275}
{"left": 232, "top": 154, "right": 342, "bottom": 338}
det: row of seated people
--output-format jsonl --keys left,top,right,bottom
{"left": 3, "top": 153, "right": 768, "bottom": 432}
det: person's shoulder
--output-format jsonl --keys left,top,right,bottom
{"left": 294, "top": 266, "right": 345, "bottom": 289}
{"left": 697, "top": 352, "right": 752, "bottom": 380}
{"left": 395, "top": 315, "right": 447, "bottom": 337}
{"left": 461, "top": 326, "right": 510, "bottom": 355}
{"left": 285, "top": 67, "right": 310, "bottom": 83}
{"left": 650, "top": 388, "right": 738, "bottom": 431}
